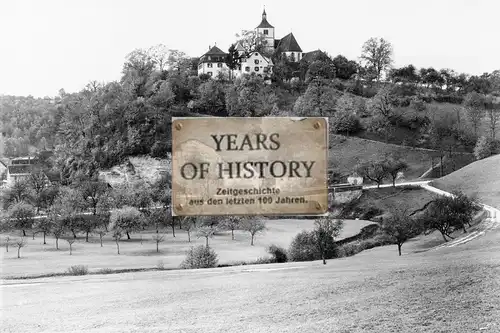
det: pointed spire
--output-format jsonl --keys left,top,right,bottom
{"left": 262, "top": 6, "right": 266, "bottom": 19}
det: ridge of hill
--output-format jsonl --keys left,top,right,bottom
{"left": 432, "top": 154, "right": 500, "bottom": 209}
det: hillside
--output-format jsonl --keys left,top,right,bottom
{"left": 328, "top": 135, "right": 473, "bottom": 180}
{"left": 432, "top": 154, "right": 500, "bottom": 209}
{"left": 99, "top": 156, "right": 170, "bottom": 187}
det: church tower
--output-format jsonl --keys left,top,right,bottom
{"left": 255, "top": 8, "right": 275, "bottom": 53}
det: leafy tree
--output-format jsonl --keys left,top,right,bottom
{"left": 8, "top": 202, "right": 35, "bottom": 237}
{"left": 313, "top": 217, "right": 343, "bottom": 264}
{"left": 463, "top": 92, "right": 485, "bottom": 136}
{"left": 77, "top": 179, "right": 110, "bottom": 216}
{"left": 288, "top": 230, "right": 318, "bottom": 262}
{"left": 381, "top": 206, "right": 422, "bottom": 256}
{"left": 360, "top": 37, "right": 394, "bottom": 82}
{"left": 355, "top": 159, "right": 388, "bottom": 188}
{"left": 421, "top": 193, "right": 478, "bottom": 241}
{"left": 305, "top": 60, "right": 336, "bottom": 81}
{"left": 33, "top": 217, "right": 53, "bottom": 245}
{"left": 225, "top": 44, "right": 240, "bottom": 80}
{"left": 189, "top": 80, "right": 226, "bottom": 114}
{"left": 235, "top": 30, "right": 268, "bottom": 56}
{"left": 332, "top": 55, "right": 358, "bottom": 80}
{"left": 384, "top": 155, "right": 409, "bottom": 187}
{"left": 389, "top": 64, "right": 419, "bottom": 85}
{"left": 474, "top": 136, "right": 493, "bottom": 160}
{"left": 225, "top": 74, "right": 277, "bottom": 117}
{"left": 293, "top": 79, "right": 338, "bottom": 117}
{"left": 241, "top": 217, "right": 266, "bottom": 246}
{"left": 29, "top": 171, "right": 48, "bottom": 214}
{"left": 109, "top": 206, "right": 144, "bottom": 240}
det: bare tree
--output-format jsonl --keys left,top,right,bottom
{"left": 463, "top": 92, "right": 485, "bottom": 136}
{"left": 95, "top": 227, "right": 106, "bottom": 247}
{"left": 5, "top": 236, "right": 10, "bottom": 252}
{"left": 65, "top": 238, "right": 76, "bottom": 255}
{"left": 152, "top": 234, "right": 165, "bottom": 253}
{"left": 241, "top": 218, "right": 266, "bottom": 246}
{"left": 15, "top": 237, "right": 27, "bottom": 258}
{"left": 183, "top": 217, "right": 195, "bottom": 242}
{"left": 221, "top": 216, "right": 241, "bottom": 240}
{"left": 112, "top": 229, "right": 123, "bottom": 255}
{"left": 486, "top": 105, "right": 500, "bottom": 140}
{"left": 196, "top": 225, "right": 216, "bottom": 247}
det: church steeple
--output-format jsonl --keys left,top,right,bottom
{"left": 262, "top": 8, "right": 267, "bottom": 20}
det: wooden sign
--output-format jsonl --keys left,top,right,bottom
{"left": 171, "top": 117, "right": 328, "bottom": 216}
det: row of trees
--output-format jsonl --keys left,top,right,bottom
{"left": 355, "top": 154, "right": 409, "bottom": 188}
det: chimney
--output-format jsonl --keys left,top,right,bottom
{"left": 209, "top": 45, "right": 211, "bottom": 50}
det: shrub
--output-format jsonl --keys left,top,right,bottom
{"left": 180, "top": 245, "right": 218, "bottom": 269}
{"left": 267, "top": 245, "right": 288, "bottom": 263}
{"left": 288, "top": 231, "right": 318, "bottom": 262}
{"left": 156, "top": 260, "right": 165, "bottom": 270}
{"left": 97, "top": 268, "right": 114, "bottom": 274}
{"left": 288, "top": 229, "right": 338, "bottom": 262}
{"left": 67, "top": 265, "right": 89, "bottom": 276}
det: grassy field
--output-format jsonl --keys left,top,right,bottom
{"left": 432, "top": 153, "right": 500, "bottom": 208}
{"left": 329, "top": 135, "right": 446, "bottom": 180}
{"left": 2, "top": 219, "right": 499, "bottom": 333}
{"left": 0, "top": 219, "right": 375, "bottom": 278}
{"left": 343, "top": 186, "right": 437, "bottom": 220}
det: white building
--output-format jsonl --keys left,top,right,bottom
{"left": 234, "top": 51, "right": 274, "bottom": 79}
{"left": 197, "top": 9, "right": 308, "bottom": 79}
{"left": 197, "top": 45, "right": 229, "bottom": 78}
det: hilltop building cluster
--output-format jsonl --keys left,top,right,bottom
{"left": 197, "top": 9, "right": 317, "bottom": 79}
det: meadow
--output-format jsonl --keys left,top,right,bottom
{"left": 0, "top": 218, "right": 374, "bottom": 278}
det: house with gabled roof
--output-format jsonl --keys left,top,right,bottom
{"left": 5, "top": 155, "right": 61, "bottom": 187}
{"left": 197, "top": 45, "right": 229, "bottom": 78}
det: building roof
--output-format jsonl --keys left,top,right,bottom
{"left": 44, "top": 170, "right": 61, "bottom": 182}
{"left": 276, "top": 33, "right": 302, "bottom": 52}
{"left": 203, "top": 45, "right": 227, "bottom": 57}
{"left": 8, "top": 165, "right": 32, "bottom": 175}
{"left": 301, "top": 49, "right": 326, "bottom": 62}
{"left": 0, "top": 160, "right": 6, "bottom": 168}
{"left": 256, "top": 9, "right": 274, "bottom": 29}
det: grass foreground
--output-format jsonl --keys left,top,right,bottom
{"left": 2, "top": 220, "right": 500, "bottom": 333}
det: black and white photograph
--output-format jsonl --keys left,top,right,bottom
{"left": 1, "top": 1, "right": 500, "bottom": 332}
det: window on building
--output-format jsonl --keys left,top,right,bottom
{"left": 255, "top": 53, "right": 258, "bottom": 56}
{"left": 207, "top": 72, "right": 213, "bottom": 76}
{"left": 217, "top": 63, "right": 223, "bottom": 67}
{"left": 198, "top": 64, "right": 202, "bottom": 69}
{"left": 245, "top": 66, "right": 250, "bottom": 72}
{"left": 254, "top": 59, "right": 259, "bottom": 64}
{"left": 263, "top": 67, "right": 269, "bottom": 73}
{"left": 263, "top": 29, "right": 268, "bottom": 35}
{"left": 207, "top": 63, "right": 213, "bottom": 68}
{"left": 255, "top": 67, "right": 260, "bottom": 72}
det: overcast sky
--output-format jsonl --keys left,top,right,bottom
{"left": 0, "top": 0, "right": 498, "bottom": 97}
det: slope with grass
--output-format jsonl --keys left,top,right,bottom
{"left": 329, "top": 135, "right": 473, "bottom": 181}
{"left": 2, "top": 226, "right": 500, "bottom": 333}
{"left": 432, "top": 154, "right": 500, "bottom": 209}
